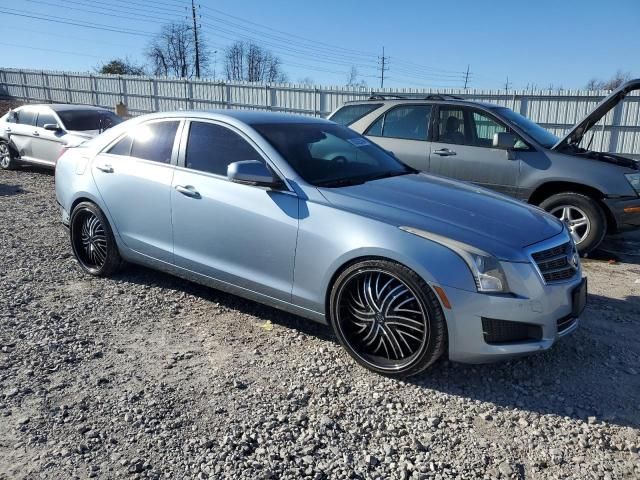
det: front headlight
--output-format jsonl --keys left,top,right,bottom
{"left": 625, "top": 173, "right": 640, "bottom": 195}
{"left": 400, "top": 226, "right": 510, "bottom": 293}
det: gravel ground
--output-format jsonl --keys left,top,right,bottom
{"left": 0, "top": 167, "right": 639, "bottom": 480}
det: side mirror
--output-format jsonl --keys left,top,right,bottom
{"left": 492, "top": 132, "right": 517, "bottom": 150}
{"left": 227, "top": 160, "right": 282, "bottom": 188}
{"left": 43, "top": 123, "right": 61, "bottom": 132}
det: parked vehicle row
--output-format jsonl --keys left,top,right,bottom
{"left": 329, "top": 80, "right": 640, "bottom": 255}
{"left": 3, "top": 84, "right": 638, "bottom": 376}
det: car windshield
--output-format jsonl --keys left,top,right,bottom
{"left": 57, "top": 110, "right": 122, "bottom": 132}
{"left": 495, "top": 107, "right": 559, "bottom": 148}
{"left": 253, "top": 122, "right": 414, "bottom": 187}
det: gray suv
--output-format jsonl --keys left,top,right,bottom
{"left": 330, "top": 80, "right": 640, "bottom": 254}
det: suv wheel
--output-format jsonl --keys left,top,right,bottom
{"left": 329, "top": 259, "right": 447, "bottom": 377}
{"left": 539, "top": 192, "right": 606, "bottom": 255}
{"left": 0, "top": 141, "right": 17, "bottom": 170}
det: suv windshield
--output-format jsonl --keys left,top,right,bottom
{"left": 253, "top": 122, "right": 414, "bottom": 187}
{"left": 495, "top": 107, "right": 559, "bottom": 148}
{"left": 57, "top": 110, "right": 122, "bottom": 132}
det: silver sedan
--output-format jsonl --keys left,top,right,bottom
{"left": 0, "top": 104, "right": 121, "bottom": 169}
{"left": 55, "top": 111, "right": 586, "bottom": 376}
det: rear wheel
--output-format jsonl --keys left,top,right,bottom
{"left": 0, "top": 141, "right": 17, "bottom": 170}
{"left": 70, "top": 202, "right": 121, "bottom": 276}
{"left": 329, "top": 259, "right": 447, "bottom": 377}
{"left": 539, "top": 192, "right": 606, "bottom": 255}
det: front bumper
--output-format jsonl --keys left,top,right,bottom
{"left": 439, "top": 261, "right": 585, "bottom": 364}
{"left": 603, "top": 196, "right": 640, "bottom": 231}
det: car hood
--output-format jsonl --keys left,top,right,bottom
{"left": 319, "top": 173, "right": 564, "bottom": 262}
{"left": 553, "top": 79, "right": 640, "bottom": 151}
{"left": 67, "top": 129, "right": 101, "bottom": 139}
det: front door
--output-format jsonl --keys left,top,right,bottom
{"left": 91, "top": 119, "right": 181, "bottom": 263}
{"left": 171, "top": 120, "right": 299, "bottom": 302}
{"left": 364, "top": 104, "right": 432, "bottom": 171}
{"left": 429, "top": 106, "right": 521, "bottom": 196}
{"left": 30, "top": 109, "right": 65, "bottom": 165}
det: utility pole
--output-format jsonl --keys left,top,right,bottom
{"left": 191, "top": 0, "right": 201, "bottom": 78}
{"left": 504, "top": 76, "right": 511, "bottom": 91}
{"left": 378, "top": 46, "right": 389, "bottom": 88}
{"left": 463, "top": 64, "right": 470, "bottom": 89}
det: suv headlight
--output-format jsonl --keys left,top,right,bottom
{"left": 400, "top": 226, "right": 510, "bottom": 293}
{"left": 625, "top": 173, "right": 640, "bottom": 195}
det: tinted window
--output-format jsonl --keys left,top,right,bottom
{"left": 57, "top": 110, "right": 122, "bottom": 131}
{"left": 36, "top": 111, "right": 57, "bottom": 128}
{"left": 253, "top": 122, "right": 413, "bottom": 187}
{"left": 495, "top": 107, "right": 559, "bottom": 148}
{"left": 366, "top": 105, "right": 431, "bottom": 141}
{"left": 16, "top": 109, "right": 36, "bottom": 126}
{"left": 471, "top": 111, "right": 507, "bottom": 147}
{"left": 185, "top": 122, "right": 262, "bottom": 176}
{"left": 437, "top": 108, "right": 466, "bottom": 144}
{"left": 107, "top": 135, "right": 133, "bottom": 156}
{"left": 330, "top": 104, "right": 382, "bottom": 126}
{"left": 130, "top": 121, "right": 179, "bottom": 164}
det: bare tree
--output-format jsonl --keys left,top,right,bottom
{"left": 224, "top": 41, "right": 286, "bottom": 82}
{"left": 346, "top": 66, "right": 367, "bottom": 88}
{"left": 146, "top": 22, "right": 209, "bottom": 78}
{"left": 585, "top": 70, "right": 632, "bottom": 90}
{"left": 298, "top": 77, "right": 314, "bottom": 85}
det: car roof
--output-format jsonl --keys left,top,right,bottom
{"left": 19, "top": 104, "right": 112, "bottom": 112}
{"left": 344, "top": 97, "right": 501, "bottom": 110}
{"left": 135, "top": 109, "right": 332, "bottom": 125}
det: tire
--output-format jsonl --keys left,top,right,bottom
{"left": 539, "top": 192, "right": 607, "bottom": 256}
{"left": 69, "top": 201, "right": 122, "bottom": 277}
{"left": 328, "top": 259, "right": 447, "bottom": 377}
{"left": 0, "top": 141, "right": 17, "bottom": 170}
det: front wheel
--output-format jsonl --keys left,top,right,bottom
{"left": 539, "top": 192, "right": 607, "bottom": 255}
{"left": 0, "top": 141, "right": 17, "bottom": 170}
{"left": 70, "top": 202, "right": 122, "bottom": 276}
{"left": 329, "top": 259, "right": 447, "bottom": 377}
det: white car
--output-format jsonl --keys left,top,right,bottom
{"left": 0, "top": 104, "right": 122, "bottom": 170}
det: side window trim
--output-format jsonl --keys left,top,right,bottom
{"left": 177, "top": 119, "right": 292, "bottom": 191}
{"left": 100, "top": 118, "right": 184, "bottom": 165}
{"left": 365, "top": 103, "right": 433, "bottom": 141}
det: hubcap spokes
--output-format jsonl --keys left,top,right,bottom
{"left": 551, "top": 205, "right": 590, "bottom": 244}
{"left": 0, "top": 145, "right": 9, "bottom": 168}
{"left": 337, "top": 270, "right": 428, "bottom": 367}
{"left": 78, "top": 213, "right": 107, "bottom": 267}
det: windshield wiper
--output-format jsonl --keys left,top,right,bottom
{"left": 316, "top": 178, "right": 367, "bottom": 188}
{"left": 362, "top": 169, "right": 415, "bottom": 183}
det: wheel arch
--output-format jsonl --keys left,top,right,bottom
{"left": 528, "top": 181, "right": 615, "bottom": 231}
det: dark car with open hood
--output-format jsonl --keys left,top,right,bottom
{"left": 331, "top": 80, "right": 640, "bottom": 255}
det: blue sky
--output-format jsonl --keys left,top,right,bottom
{"left": 1, "top": 0, "right": 638, "bottom": 89}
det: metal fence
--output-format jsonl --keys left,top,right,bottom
{"left": 1, "top": 67, "right": 640, "bottom": 156}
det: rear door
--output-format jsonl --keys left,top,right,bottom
{"left": 171, "top": 120, "right": 299, "bottom": 302}
{"left": 429, "top": 106, "right": 520, "bottom": 196}
{"left": 92, "top": 119, "right": 181, "bottom": 262}
{"left": 30, "top": 108, "right": 65, "bottom": 165}
{"left": 7, "top": 107, "right": 37, "bottom": 160}
{"left": 364, "top": 104, "right": 432, "bottom": 171}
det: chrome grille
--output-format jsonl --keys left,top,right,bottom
{"left": 531, "top": 241, "right": 578, "bottom": 284}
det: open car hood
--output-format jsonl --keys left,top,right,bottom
{"left": 552, "top": 79, "right": 640, "bottom": 151}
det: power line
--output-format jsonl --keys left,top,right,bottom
{"left": 0, "top": 8, "right": 155, "bottom": 36}
{"left": 0, "top": 41, "right": 103, "bottom": 59}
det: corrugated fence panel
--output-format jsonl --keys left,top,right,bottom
{"left": 1, "top": 67, "right": 639, "bottom": 155}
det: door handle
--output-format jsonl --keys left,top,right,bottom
{"left": 175, "top": 185, "right": 201, "bottom": 199}
{"left": 32, "top": 131, "right": 40, "bottom": 137}
{"left": 5, "top": 128, "right": 11, "bottom": 133}
{"left": 95, "top": 164, "right": 114, "bottom": 173}
{"left": 433, "top": 148, "right": 457, "bottom": 156}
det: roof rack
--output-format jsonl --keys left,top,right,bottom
{"left": 367, "top": 93, "right": 464, "bottom": 101}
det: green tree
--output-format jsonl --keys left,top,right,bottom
{"left": 97, "top": 58, "right": 145, "bottom": 76}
